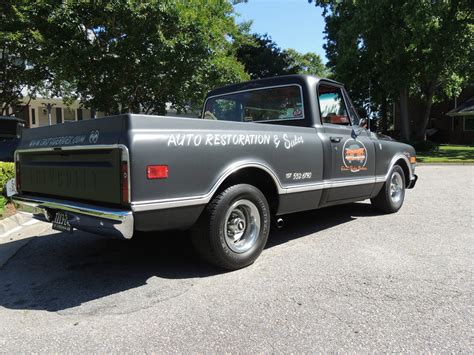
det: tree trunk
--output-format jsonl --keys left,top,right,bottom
{"left": 379, "top": 97, "right": 388, "bottom": 134}
{"left": 416, "top": 82, "right": 436, "bottom": 141}
{"left": 399, "top": 86, "right": 410, "bottom": 142}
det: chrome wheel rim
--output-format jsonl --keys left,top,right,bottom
{"left": 390, "top": 171, "right": 403, "bottom": 204}
{"left": 224, "top": 199, "right": 261, "bottom": 253}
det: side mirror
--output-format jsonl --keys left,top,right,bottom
{"left": 358, "top": 117, "right": 368, "bottom": 129}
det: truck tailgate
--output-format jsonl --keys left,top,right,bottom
{"left": 16, "top": 115, "right": 128, "bottom": 206}
{"left": 19, "top": 148, "right": 122, "bottom": 204}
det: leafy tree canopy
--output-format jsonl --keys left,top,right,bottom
{"left": 236, "top": 33, "right": 328, "bottom": 79}
{"left": 236, "top": 33, "right": 293, "bottom": 79}
{"left": 2, "top": 0, "right": 249, "bottom": 115}
{"left": 311, "top": 0, "right": 473, "bottom": 141}
{"left": 0, "top": 2, "right": 48, "bottom": 115}
{"left": 284, "top": 48, "right": 329, "bottom": 78}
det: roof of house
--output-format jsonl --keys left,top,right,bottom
{"left": 447, "top": 97, "right": 474, "bottom": 117}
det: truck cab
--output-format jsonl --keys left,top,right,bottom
{"left": 202, "top": 75, "right": 416, "bottom": 206}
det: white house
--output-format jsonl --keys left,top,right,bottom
{"left": 11, "top": 98, "right": 198, "bottom": 128}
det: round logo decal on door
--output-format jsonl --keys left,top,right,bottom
{"left": 342, "top": 139, "right": 368, "bottom": 172}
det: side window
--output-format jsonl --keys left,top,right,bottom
{"left": 318, "top": 85, "right": 351, "bottom": 125}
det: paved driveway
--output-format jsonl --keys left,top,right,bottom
{"left": 0, "top": 165, "right": 472, "bottom": 352}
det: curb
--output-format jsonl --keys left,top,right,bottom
{"left": 0, "top": 212, "right": 35, "bottom": 237}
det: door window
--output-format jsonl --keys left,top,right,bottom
{"left": 318, "top": 85, "right": 351, "bottom": 125}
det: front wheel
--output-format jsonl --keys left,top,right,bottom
{"left": 191, "top": 184, "right": 270, "bottom": 270}
{"left": 371, "top": 165, "right": 406, "bottom": 213}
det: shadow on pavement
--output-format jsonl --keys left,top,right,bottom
{"left": 267, "top": 202, "right": 380, "bottom": 248}
{"left": 0, "top": 202, "right": 381, "bottom": 312}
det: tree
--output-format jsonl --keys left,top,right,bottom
{"left": 284, "top": 48, "right": 329, "bottom": 77}
{"left": 311, "top": 0, "right": 474, "bottom": 141}
{"left": 5, "top": 1, "right": 248, "bottom": 116}
{"left": 408, "top": 1, "right": 474, "bottom": 140}
{"left": 236, "top": 33, "right": 294, "bottom": 79}
{"left": 236, "top": 33, "right": 327, "bottom": 79}
{"left": 0, "top": 2, "right": 48, "bottom": 115}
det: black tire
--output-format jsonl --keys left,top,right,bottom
{"left": 191, "top": 184, "right": 270, "bottom": 270}
{"left": 371, "top": 165, "right": 406, "bottom": 213}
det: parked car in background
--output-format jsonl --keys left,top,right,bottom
{"left": 0, "top": 116, "right": 24, "bottom": 162}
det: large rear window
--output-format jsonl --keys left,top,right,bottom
{"left": 203, "top": 85, "right": 304, "bottom": 123}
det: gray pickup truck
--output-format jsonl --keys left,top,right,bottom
{"left": 11, "top": 75, "right": 417, "bottom": 269}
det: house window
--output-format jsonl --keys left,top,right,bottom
{"left": 464, "top": 117, "right": 474, "bottom": 131}
{"left": 31, "top": 108, "right": 36, "bottom": 125}
{"left": 77, "top": 109, "right": 83, "bottom": 120}
{"left": 64, "top": 107, "right": 75, "bottom": 121}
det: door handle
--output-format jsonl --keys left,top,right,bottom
{"left": 330, "top": 136, "right": 342, "bottom": 143}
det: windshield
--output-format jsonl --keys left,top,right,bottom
{"left": 203, "top": 85, "right": 304, "bottom": 123}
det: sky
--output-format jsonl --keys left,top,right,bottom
{"left": 234, "top": 0, "right": 327, "bottom": 62}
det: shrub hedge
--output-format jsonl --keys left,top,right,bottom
{"left": 0, "top": 162, "right": 15, "bottom": 212}
{"left": 410, "top": 140, "right": 439, "bottom": 153}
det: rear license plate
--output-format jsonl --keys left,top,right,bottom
{"left": 52, "top": 211, "right": 73, "bottom": 233}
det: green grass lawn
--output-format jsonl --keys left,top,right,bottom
{"left": 417, "top": 145, "right": 474, "bottom": 163}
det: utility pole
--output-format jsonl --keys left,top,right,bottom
{"left": 41, "top": 103, "right": 56, "bottom": 126}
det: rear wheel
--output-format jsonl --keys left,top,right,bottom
{"left": 371, "top": 165, "right": 406, "bottom": 213}
{"left": 191, "top": 184, "right": 270, "bottom": 270}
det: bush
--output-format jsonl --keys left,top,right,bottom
{"left": 0, "top": 162, "right": 15, "bottom": 212}
{"left": 410, "top": 140, "right": 439, "bottom": 153}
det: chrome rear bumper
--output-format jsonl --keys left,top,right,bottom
{"left": 13, "top": 195, "right": 134, "bottom": 239}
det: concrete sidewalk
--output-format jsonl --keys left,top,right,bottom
{"left": 0, "top": 213, "right": 50, "bottom": 268}
{"left": 0, "top": 212, "right": 36, "bottom": 236}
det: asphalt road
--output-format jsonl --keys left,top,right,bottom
{"left": 0, "top": 165, "right": 472, "bottom": 352}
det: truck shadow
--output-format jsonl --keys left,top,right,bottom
{"left": 0, "top": 202, "right": 381, "bottom": 312}
{"left": 267, "top": 202, "right": 380, "bottom": 248}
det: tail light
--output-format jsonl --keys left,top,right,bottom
{"left": 121, "top": 161, "right": 130, "bottom": 204}
{"left": 147, "top": 165, "right": 169, "bottom": 179}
